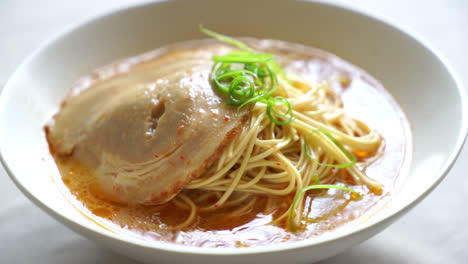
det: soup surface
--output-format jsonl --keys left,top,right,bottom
{"left": 48, "top": 39, "right": 411, "bottom": 248}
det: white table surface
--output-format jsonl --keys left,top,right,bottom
{"left": 1, "top": 0, "right": 467, "bottom": 263}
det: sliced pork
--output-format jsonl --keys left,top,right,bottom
{"left": 45, "top": 40, "right": 246, "bottom": 205}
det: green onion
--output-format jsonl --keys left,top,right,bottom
{"left": 200, "top": 26, "right": 293, "bottom": 125}
{"left": 313, "top": 175, "right": 321, "bottom": 185}
{"left": 266, "top": 96, "right": 294, "bottom": 125}
{"left": 200, "top": 25, "right": 254, "bottom": 53}
{"left": 289, "top": 184, "right": 360, "bottom": 232}
{"left": 303, "top": 128, "right": 357, "bottom": 168}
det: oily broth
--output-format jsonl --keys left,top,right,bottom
{"left": 49, "top": 43, "right": 411, "bottom": 248}
{"left": 56, "top": 156, "right": 389, "bottom": 247}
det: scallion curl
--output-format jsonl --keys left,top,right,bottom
{"left": 289, "top": 184, "right": 361, "bottom": 232}
{"left": 266, "top": 96, "right": 294, "bottom": 125}
{"left": 200, "top": 25, "right": 293, "bottom": 125}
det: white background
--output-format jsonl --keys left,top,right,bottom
{"left": 1, "top": 0, "right": 467, "bottom": 263}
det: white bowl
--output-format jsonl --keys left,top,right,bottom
{"left": 1, "top": 0, "right": 466, "bottom": 263}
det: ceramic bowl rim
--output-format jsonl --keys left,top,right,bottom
{"left": 0, "top": 0, "right": 467, "bottom": 256}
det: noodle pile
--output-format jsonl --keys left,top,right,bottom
{"left": 168, "top": 75, "right": 383, "bottom": 230}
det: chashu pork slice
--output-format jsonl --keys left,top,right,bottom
{"left": 45, "top": 40, "right": 247, "bottom": 205}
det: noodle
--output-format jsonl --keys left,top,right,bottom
{"left": 170, "top": 76, "right": 383, "bottom": 230}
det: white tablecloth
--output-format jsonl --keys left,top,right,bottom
{"left": 1, "top": 0, "right": 467, "bottom": 263}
